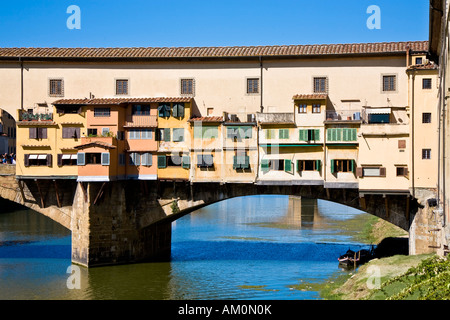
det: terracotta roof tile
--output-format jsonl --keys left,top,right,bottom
{"left": 407, "top": 62, "right": 439, "bottom": 70}
{"left": 0, "top": 41, "right": 428, "bottom": 60}
{"left": 74, "top": 141, "right": 116, "bottom": 150}
{"left": 189, "top": 116, "right": 224, "bottom": 123}
{"left": 53, "top": 97, "right": 192, "bottom": 105}
{"left": 292, "top": 94, "right": 328, "bottom": 100}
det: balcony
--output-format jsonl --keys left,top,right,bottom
{"left": 256, "top": 112, "right": 295, "bottom": 125}
{"left": 325, "top": 110, "right": 362, "bottom": 122}
{"left": 123, "top": 115, "right": 157, "bottom": 128}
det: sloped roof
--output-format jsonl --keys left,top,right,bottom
{"left": 0, "top": 41, "right": 429, "bottom": 60}
{"left": 53, "top": 97, "right": 192, "bottom": 105}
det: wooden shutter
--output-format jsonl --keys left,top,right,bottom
{"left": 47, "top": 154, "right": 52, "bottom": 167}
{"left": 299, "top": 129, "right": 307, "bottom": 141}
{"left": 336, "top": 128, "right": 342, "bottom": 141}
{"left": 57, "top": 154, "right": 63, "bottom": 167}
{"left": 101, "top": 153, "right": 110, "bottom": 166}
{"left": 158, "top": 155, "right": 167, "bottom": 168}
{"left": 77, "top": 153, "right": 85, "bottom": 166}
{"left": 330, "top": 160, "right": 335, "bottom": 173}
{"left": 261, "top": 159, "right": 270, "bottom": 172}
{"left": 178, "top": 103, "right": 185, "bottom": 118}
{"left": 29, "top": 128, "right": 37, "bottom": 139}
{"left": 356, "top": 167, "right": 363, "bottom": 177}
{"left": 24, "top": 154, "right": 30, "bottom": 167}
{"left": 164, "top": 128, "right": 171, "bottom": 142}
{"left": 172, "top": 104, "right": 178, "bottom": 117}
{"left": 284, "top": 159, "right": 292, "bottom": 172}
{"left": 233, "top": 156, "right": 239, "bottom": 169}
{"left": 182, "top": 155, "right": 190, "bottom": 169}
{"left": 314, "top": 129, "right": 320, "bottom": 141}
{"left": 379, "top": 167, "right": 386, "bottom": 177}
{"left": 297, "top": 160, "right": 303, "bottom": 172}
{"left": 316, "top": 160, "right": 321, "bottom": 172}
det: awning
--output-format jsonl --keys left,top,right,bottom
{"left": 29, "top": 155, "right": 38, "bottom": 160}
{"left": 366, "top": 107, "right": 391, "bottom": 114}
{"left": 71, "top": 154, "right": 77, "bottom": 160}
{"left": 37, "top": 155, "right": 47, "bottom": 159}
{"left": 62, "top": 154, "right": 71, "bottom": 159}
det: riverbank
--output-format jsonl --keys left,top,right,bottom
{"left": 318, "top": 214, "right": 450, "bottom": 300}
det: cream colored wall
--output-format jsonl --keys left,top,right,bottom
{"left": 411, "top": 70, "right": 439, "bottom": 189}
{"left": 0, "top": 55, "right": 409, "bottom": 121}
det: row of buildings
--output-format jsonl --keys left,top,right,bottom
{"left": 1, "top": 40, "right": 436, "bottom": 197}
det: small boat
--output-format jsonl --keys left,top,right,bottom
{"left": 338, "top": 247, "right": 374, "bottom": 267}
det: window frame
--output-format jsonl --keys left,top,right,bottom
{"left": 422, "top": 149, "right": 431, "bottom": 160}
{"left": 422, "top": 78, "right": 432, "bottom": 90}
{"left": 313, "top": 76, "right": 328, "bottom": 93}
{"left": 115, "top": 79, "right": 129, "bottom": 95}
{"left": 94, "top": 108, "right": 111, "bottom": 117}
{"left": 382, "top": 74, "right": 397, "bottom": 93}
{"left": 246, "top": 78, "right": 260, "bottom": 95}
{"left": 422, "top": 113, "right": 432, "bottom": 123}
{"left": 180, "top": 78, "right": 195, "bottom": 96}
{"left": 49, "top": 78, "right": 64, "bottom": 97}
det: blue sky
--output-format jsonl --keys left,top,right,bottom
{"left": 0, "top": 0, "right": 429, "bottom": 48}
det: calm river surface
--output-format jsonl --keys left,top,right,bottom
{"left": 0, "top": 195, "right": 372, "bottom": 300}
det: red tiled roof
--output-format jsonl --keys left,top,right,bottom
{"left": 189, "top": 116, "right": 224, "bottom": 123}
{"left": 407, "top": 62, "right": 439, "bottom": 70}
{"left": 74, "top": 141, "right": 116, "bottom": 150}
{"left": 53, "top": 97, "right": 192, "bottom": 105}
{"left": 292, "top": 94, "right": 328, "bottom": 100}
{"left": 0, "top": 41, "right": 428, "bottom": 60}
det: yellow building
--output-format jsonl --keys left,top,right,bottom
{"left": 156, "top": 98, "right": 192, "bottom": 181}
{"left": 16, "top": 101, "right": 86, "bottom": 179}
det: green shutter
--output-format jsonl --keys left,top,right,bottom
{"left": 265, "top": 129, "right": 273, "bottom": 139}
{"left": 261, "top": 159, "right": 270, "bottom": 172}
{"left": 316, "top": 160, "right": 321, "bottom": 172}
{"left": 336, "top": 128, "right": 342, "bottom": 141}
{"left": 351, "top": 159, "right": 356, "bottom": 173}
{"left": 299, "top": 129, "right": 307, "bottom": 141}
{"left": 327, "top": 129, "right": 332, "bottom": 141}
{"left": 343, "top": 129, "right": 349, "bottom": 141}
{"left": 351, "top": 128, "right": 357, "bottom": 141}
{"left": 284, "top": 159, "right": 292, "bottom": 172}
{"left": 314, "top": 129, "right": 320, "bottom": 141}
{"left": 242, "top": 156, "right": 250, "bottom": 169}
{"left": 157, "top": 155, "right": 167, "bottom": 168}
{"left": 330, "top": 159, "right": 335, "bottom": 173}
{"left": 279, "top": 129, "right": 289, "bottom": 139}
{"left": 233, "top": 156, "right": 239, "bottom": 169}
{"left": 243, "top": 126, "right": 252, "bottom": 139}
{"left": 182, "top": 155, "right": 190, "bottom": 169}
{"left": 164, "top": 128, "right": 171, "bottom": 142}
{"left": 178, "top": 103, "right": 185, "bottom": 118}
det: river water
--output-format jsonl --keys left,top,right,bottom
{"left": 0, "top": 195, "right": 373, "bottom": 300}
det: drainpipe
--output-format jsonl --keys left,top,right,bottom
{"left": 19, "top": 57, "right": 24, "bottom": 111}
{"left": 411, "top": 71, "right": 415, "bottom": 199}
{"left": 259, "top": 56, "right": 263, "bottom": 113}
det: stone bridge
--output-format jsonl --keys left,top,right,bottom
{"left": 0, "top": 165, "right": 443, "bottom": 267}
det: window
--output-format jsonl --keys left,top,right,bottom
{"left": 87, "top": 128, "right": 98, "bottom": 136}
{"left": 57, "top": 154, "right": 78, "bottom": 166}
{"left": 197, "top": 154, "right": 214, "bottom": 168}
{"left": 56, "top": 105, "right": 81, "bottom": 114}
{"left": 130, "top": 153, "right": 141, "bottom": 166}
{"left": 382, "top": 75, "right": 396, "bottom": 92}
{"left": 62, "top": 127, "right": 80, "bottom": 139}
{"left": 131, "top": 105, "right": 150, "bottom": 115}
{"left": 85, "top": 153, "right": 102, "bottom": 165}
{"left": 157, "top": 128, "right": 171, "bottom": 141}
{"left": 247, "top": 78, "right": 259, "bottom": 94}
{"left": 233, "top": 152, "right": 250, "bottom": 170}
{"left": 167, "top": 155, "right": 182, "bottom": 167}
{"left": 227, "top": 126, "right": 252, "bottom": 140}
{"left": 396, "top": 166, "right": 409, "bottom": 177}
{"left": 265, "top": 129, "right": 275, "bottom": 139}
{"left": 116, "top": 79, "right": 128, "bottom": 95}
{"left": 422, "top": 149, "right": 431, "bottom": 159}
{"left": 312, "top": 104, "right": 321, "bottom": 113}
{"left": 172, "top": 128, "right": 184, "bottom": 142}
{"left": 24, "top": 154, "right": 52, "bottom": 167}
{"left": 298, "top": 104, "right": 307, "bottom": 113}
{"left": 172, "top": 103, "right": 185, "bottom": 118}
{"left": 313, "top": 77, "right": 327, "bottom": 93}
{"left": 422, "top": 78, "right": 432, "bottom": 90}
{"left": 362, "top": 167, "right": 381, "bottom": 177}
{"left": 193, "top": 126, "right": 218, "bottom": 139}
{"left": 207, "top": 108, "right": 214, "bottom": 115}
{"left": 422, "top": 113, "right": 432, "bottom": 123}
{"left": 330, "top": 159, "right": 355, "bottom": 173}
{"left": 327, "top": 128, "right": 357, "bottom": 141}
{"left": 299, "top": 129, "right": 320, "bottom": 141}
{"left": 101, "top": 128, "right": 110, "bottom": 136}
{"left": 94, "top": 108, "right": 110, "bottom": 117}
{"left": 141, "top": 153, "right": 153, "bottom": 166}
{"left": 279, "top": 129, "right": 289, "bottom": 139}
{"left": 129, "top": 129, "right": 153, "bottom": 139}
{"left": 415, "top": 57, "right": 423, "bottom": 65}
{"left": 158, "top": 104, "right": 171, "bottom": 117}
{"left": 297, "top": 160, "right": 321, "bottom": 172}
{"left": 49, "top": 79, "right": 63, "bottom": 96}
{"left": 181, "top": 79, "right": 194, "bottom": 95}
{"left": 29, "top": 127, "right": 47, "bottom": 139}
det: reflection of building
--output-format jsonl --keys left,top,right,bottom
{"left": 284, "top": 196, "right": 322, "bottom": 228}
{"left": 0, "top": 109, "right": 16, "bottom": 154}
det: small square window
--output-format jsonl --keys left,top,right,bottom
{"left": 181, "top": 79, "right": 194, "bottom": 95}
{"left": 422, "top": 149, "right": 431, "bottom": 159}
{"left": 49, "top": 79, "right": 64, "bottom": 96}
{"left": 422, "top": 113, "right": 432, "bottom": 123}
{"left": 298, "top": 104, "right": 307, "bottom": 113}
{"left": 396, "top": 166, "right": 408, "bottom": 177}
{"left": 422, "top": 78, "right": 432, "bottom": 89}
{"left": 94, "top": 108, "right": 110, "bottom": 117}
{"left": 415, "top": 57, "right": 423, "bottom": 65}
{"left": 382, "top": 75, "right": 396, "bottom": 92}
{"left": 312, "top": 104, "right": 321, "bottom": 113}
{"left": 116, "top": 79, "right": 128, "bottom": 95}
{"left": 313, "top": 77, "right": 327, "bottom": 93}
{"left": 247, "top": 78, "right": 259, "bottom": 94}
